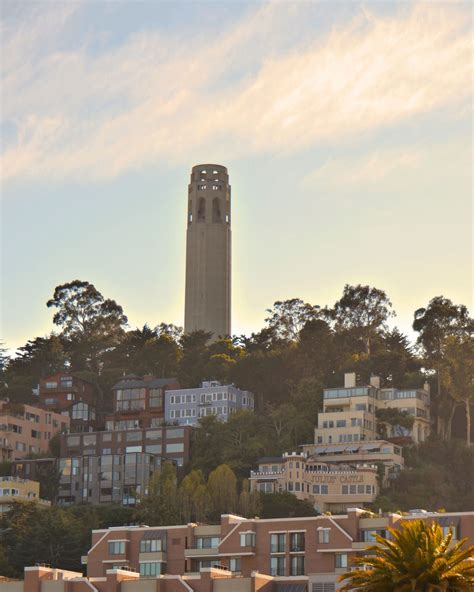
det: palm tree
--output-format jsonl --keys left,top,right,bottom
{"left": 339, "top": 519, "right": 474, "bottom": 592}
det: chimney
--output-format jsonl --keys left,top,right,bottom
{"left": 370, "top": 376, "right": 381, "bottom": 389}
{"left": 344, "top": 373, "right": 356, "bottom": 388}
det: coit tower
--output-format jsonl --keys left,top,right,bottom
{"left": 184, "top": 164, "right": 231, "bottom": 338}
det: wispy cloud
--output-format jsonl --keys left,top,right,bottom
{"left": 1, "top": 2, "right": 472, "bottom": 183}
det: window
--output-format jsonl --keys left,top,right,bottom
{"left": 60, "top": 377, "right": 73, "bottom": 388}
{"left": 66, "top": 393, "right": 74, "bottom": 401}
{"left": 342, "top": 485, "right": 348, "bottom": 495}
{"left": 321, "top": 485, "right": 328, "bottom": 495}
{"left": 165, "top": 443, "right": 184, "bottom": 453}
{"left": 318, "top": 528, "right": 330, "bottom": 544}
{"left": 229, "top": 557, "right": 241, "bottom": 572}
{"left": 140, "top": 562, "right": 164, "bottom": 576}
{"left": 240, "top": 532, "right": 255, "bottom": 547}
{"left": 258, "top": 482, "right": 273, "bottom": 493}
{"left": 336, "top": 420, "right": 346, "bottom": 428}
{"left": 166, "top": 428, "right": 184, "bottom": 438}
{"left": 196, "top": 536, "right": 220, "bottom": 549}
{"left": 140, "top": 538, "right": 166, "bottom": 553}
{"left": 108, "top": 541, "right": 126, "bottom": 555}
{"left": 291, "top": 555, "right": 305, "bottom": 575}
{"left": 45, "top": 382, "right": 57, "bottom": 389}
{"left": 270, "top": 556, "right": 285, "bottom": 576}
{"left": 270, "top": 533, "right": 285, "bottom": 553}
{"left": 290, "top": 532, "right": 305, "bottom": 553}
{"left": 31, "top": 429, "right": 41, "bottom": 439}
{"left": 115, "top": 388, "right": 146, "bottom": 411}
{"left": 15, "top": 442, "right": 26, "bottom": 451}
{"left": 335, "top": 553, "right": 348, "bottom": 568}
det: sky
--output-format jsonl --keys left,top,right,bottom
{"left": 1, "top": 0, "right": 472, "bottom": 353}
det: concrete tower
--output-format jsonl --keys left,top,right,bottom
{"left": 184, "top": 164, "right": 231, "bottom": 338}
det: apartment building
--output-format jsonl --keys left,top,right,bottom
{"left": 165, "top": 381, "right": 254, "bottom": 426}
{"left": 0, "top": 400, "right": 69, "bottom": 461}
{"left": 81, "top": 508, "right": 474, "bottom": 591}
{"left": 107, "top": 375, "right": 180, "bottom": 430}
{"left": 38, "top": 372, "right": 100, "bottom": 433}
{"left": 249, "top": 452, "right": 378, "bottom": 513}
{"left": 11, "top": 426, "right": 192, "bottom": 506}
{"left": 3, "top": 509, "right": 473, "bottom": 592}
{"left": 0, "top": 476, "right": 50, "bottom": 513}
{"left": 301, "top": 440, "right": 404, "bottom": 487}
{"left": 314, "top": 373, "right": 430, "bottom": 446}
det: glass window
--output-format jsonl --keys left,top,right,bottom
{"left": 149, "top": 388, "right": 163, "bottom": 408}
{"left": 270, "top": 556, "right": 285, "bottom": 576}
{"left": 291, "top": 555, "right": 305, "bottom": 575}
{"left": 290, "top": 532, "right": 305, "bottom": 553}
{"left": 270, "top": 533, "right": 285, "bottom": 553}
{"left": 108, "top": 541, "right": 125, "bottom": 555}
{"left": 240, "top": 533, "right": 255, "bottom": 547}
{"left": 335, "top": 553, "right": 348, "bottom": 568}
{"left": 115, "top": 388, "right": 146, "bottom": 411}
{"left": 145, "top": 445, "right": 162, "bottom": 454}
{"left": 126, "top": 431, "right": 142, "bottom": 441}
{"left": 139, "top": 562, "right": 164, "bottom": 576}
{"left": 196, "top": 536, "right": 220, "bottom": 549}
{"left": 318, "top": 529, "right": 330, "bottom": 544}
{"left": 321, "top": 485, "right": 328, "bottom": 495}
{"left": 229, "top": 557, "right": 241, "bottom": 572}
{"left": 140, "top": 538, "right": 166, "bottom": 553}
{"left": 165, "top": 443, "right": 184, "bottom": 453}
{"left": 166, "top": 428, "right": 184, "bottom": 439}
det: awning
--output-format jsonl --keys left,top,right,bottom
{"left": 324, "top": 446, "right": 346, "bottom": 453}
{"left": 437, "top": 516, "right": 460, "bottom": 527}
{"left": 314, "top": 448, "right": 327, "bottom": 454}
{"left": 344, "top": 445, "right": 360, "bottom": 452}
{"left": 276, "top": 584, "right": 308, "bottom": 592}
{"left": 360, "top": 444, "right": 380, "bottom": 451}
{"left": 141, "top": 530, "right": 167, "bottom": 540}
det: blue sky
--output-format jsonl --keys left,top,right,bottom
{"left": 1, "top": 1, "right": 472, "bottom": 352}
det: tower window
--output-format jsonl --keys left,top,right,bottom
{"left": 189, "top": 213, "right": 193, "bottom": 222}
{"left": 212, "top": 170, "right": 218, "bottom": 174}
{"left": 198, "top": 197, "right": 206, "bottom": 221}
{"left": 212, "top": 198, "right": 221, "bottom": 223}
{"left": 201, "top": 170, "right": 207, "bottom": 174}
{"left": 225, "top": 214, "right": 229, "bottom": 223}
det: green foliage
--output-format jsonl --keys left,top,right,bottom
{"left": 259, "top": 492, "right": 318, "bottom": 518}
{"left": 0, "top": 461, "right": 12, "bottom": 477}
{"left": 339, "top": 519, "right": 474, "bottom": 591}
{"left": 373, "top": 439, "right": 474, "bottom": 512}
{"left": 207, "top": 464, "right": 238, "bottom": 519}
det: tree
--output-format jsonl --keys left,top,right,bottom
{"left": 265, "top": 298, "right": 320, "bottom": 342}
{"left": 339, "top": 519, "right": 474, "bottom": 591}
{"left": 331, "top": 284, "right": 395, "bottom": 356}
{"left": 179, "top": 469, "right": 210, "bottom": 523}
{"left": 135, "top": 462, "right": 180, "bottom": 526}
{"left": 376, "top": 408, "right": 414, "bottom": 440}
{"left": 47, "top": 280, "right": 128, "bottom": 372}
{"left": 207, "top": 464, "right": 238, "bottom": 519}
{"left": 238, "top": 479, "right": 262, "bottom": 518}
{"left": 413, "top": 296, "right": 473, "bottom": 440}
{"left": 178, "top": 330, "right": 212, "bottom": 387}
{"left": 259, "top": 492, "right": 317, "bottom": 518}
{"left": 440, "top": 335, "right": 474, "bottom": 446}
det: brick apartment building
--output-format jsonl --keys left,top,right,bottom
{"left": 0, "top": 400, "right": 69, "bottom": 461}
{"left": 38, "top": 372, "right": 100, "bottom": 433}
{"left": 2, "top": 508, "right": 472, "bottom": 592}
{"left": 106, "top": 375, "right": 180, "bottom": 431}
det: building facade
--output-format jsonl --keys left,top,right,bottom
{"left": 0, "top": 400, "right": 69, "bottom": 461}
{"left": 83, "top": 509, "right": 474, "bottom": 591}
{"left": 3, "top": 509, "right": 473, "bottom": 592}
{"left": 184, "top": 164, "right": 231, "bottom": 339}
{"left": 38, "top": 372, "right": 100, "bottom": 433}
{"left": 165, "top": 382, "right": 254, "bottom": 426}
{"left": 249, "top": 452, "right": 378, "bottom": 513}
{"left": 0, "top": 476, "right": 50, "bottom": 513}
{"left": 314, "top": 373, "right": 430, "bottom": 446}
{"left": 107, "top": 375, "right": 180, "bottom": 430}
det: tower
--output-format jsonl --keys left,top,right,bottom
{"left": 184, "top": 164, "right": 231, "bottom": 338}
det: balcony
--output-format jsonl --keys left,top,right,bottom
{"left": 184, "top": 546, "right": 220, "bottom": 558}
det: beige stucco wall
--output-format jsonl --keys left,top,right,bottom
{"left": 0, "top": 583, "right": 24, "bottom": 592}
{"left": 213, "top": 578, "right": 252, "bottom": 592}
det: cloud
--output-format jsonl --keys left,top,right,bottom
{"left": 302, "top": 145, "right": 423, "bottom": 189}
{"left": 1, "top": 1, "right": 472, "bottom": 183}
